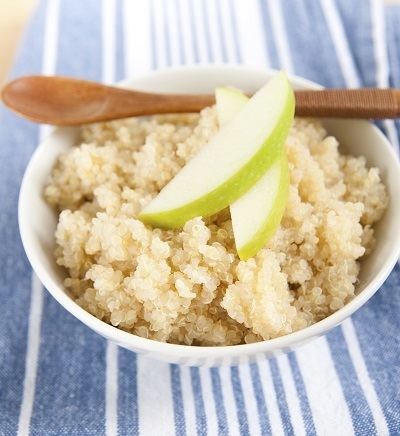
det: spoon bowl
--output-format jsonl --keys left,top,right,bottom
{"left": 1, "top": 75, "right": 215, "bottom": 125}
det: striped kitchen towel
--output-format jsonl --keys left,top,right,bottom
{"left": 0, "top": 0, "right": 399, "bottom": 435}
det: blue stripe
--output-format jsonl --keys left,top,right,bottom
{"left": 201, "top": 0, "right": 214, "bottom": 62}
{"left": 149, "top": 0, "right": 158, "bottom": 69}
{"left": 57, "top": 0, "right": 102, "bottom": 80}
{"left": 280, "top": 0, "right": 384, "bottom": 140}
{"left": 163, "top": 0, "right": 172, "bottom": 67}
{"left": 215, "top": 0, "right": 228, "bottom": 62}
{"left": 323, "top": 0, "right": 390, "bottom": 140}
{"left": 257, "top": 0, "right": 280, "bottom": 69}
{"left": 287, "top": 354, "right": 317, "bottom": 436}
{"left": 327, "top": 329, "right": 377, "bottom": 435}
{"left": 336, "top": 0, "right": 376, "bottom": 87}
{"left": 188, "top": 0, "right": 200, "bottom": 63}
{"left": 190, "top": 367, "right": 208, "bottom": 436}
{"left": 386, "top": 6, "right": 400, "bottom": 89}
{"left": 29, "top": 2, "right": 107, "bottom": 434}
{"left": 351, "top": 264, "right": 400, "bottom": 433}
{"left": 268, "top": 359, "right": 295, "bottom": 436}
{"left": 279, "top": 0, "right": 345, "bottom": 86}
{"left": 210, "top": 368, "right": 229, "bottom": 436}
{"left": 118, "top": 349, "right": 138, "bottom": 435}
{"left": 170, "top": 364, "right": 187, "bottom": 436}
{"left": 174, "top": 0, "right": 186, "bottom": 64}
{"left": 228, "top": 0, "right": 243, "bottom": 63}
{"left": 249, "top": 363, "right": 272, "bottom": 436}
{"left": 0, "top": 0, "right": 47, "bottom": 433}
{"left": 30, "top": 300, "right": 107, "bottom": 435}
{"left": 230, "top": 367, "right": 250, "bottom": 436}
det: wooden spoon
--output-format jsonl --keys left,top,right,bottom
{"left": 2, "top": 75, "right": 400, "bottom": 126}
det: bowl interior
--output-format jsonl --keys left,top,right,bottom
{"left": 19, "top": 66, "right": 400, "bottom": 364}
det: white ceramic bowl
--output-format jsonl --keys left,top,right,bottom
{"left": 19, "top": 65, "right": 400, "bottom": 366}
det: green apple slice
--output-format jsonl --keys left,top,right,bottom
{"left": 215, "top": 86, "right": 249, "bottom": 126}
{"left": 216, "top": 86, "right": 290, "bottom": 260}
{"left": 231, "top": 155, "right": 289, "bottom": 260}
{"left": 139, "top": 72, "right": 294, "bottom": 229}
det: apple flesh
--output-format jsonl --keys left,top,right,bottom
{"left": 139, "top": 72, "right": 295, "bottom": 228}
{"left": 230, "top": 155, "right": 289, "bottom": 260}
{"left": 216, "top": 86, "right": 290, "bottom": 260}
{"left": 215, "top": 86, "right": 249, "bottom": 126}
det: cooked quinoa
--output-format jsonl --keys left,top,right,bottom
{"left": 45, "top": 108, "right": 388, "bottom": 345}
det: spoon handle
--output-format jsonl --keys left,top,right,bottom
{"left": 139, "top": 89, "right": 400, "bottom": 119}
{"left": 107, "top": 88, "right": 400, "bottom": 119}
{"left": 294, "top": 89, "right": 400, "bottom": 118}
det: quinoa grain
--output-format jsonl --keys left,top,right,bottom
{"left": 45, "top": 109, "right": 388, "bottom": 345}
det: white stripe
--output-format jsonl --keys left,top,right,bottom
{"left": 153, "top": 0, "right": 167, "bottom": 69}
{"left": 173, "top": 0, "right": 187, "bottom": 65}
{"left": 163, "top": 0, "right": 180, "bottom": 66}
{"left": 266, "top": 0, "right": 293, "bottom": 73}
{"left": 137, "top": 359, "right": 175, "bottom": 434}
{"left": 17, "top": 0, "right": 60, "bottom": 433}
{"left": 123, "top": 0, "right": 151, "bottom": 77}
{"left": 219, "top": 365, "right": 241, "bottom": 436}
{"left": 177, "top": 0, "right": 196, "bottom": 64}
{"left": 102, "top": 0, "right": 116, "bottom": 85}
{"left": 218, "top": 0, "right": 237, "bottom": 62}
{"left": 102, "top": 4, "right": 119, "bottom": 435}
{"left": 190, "top": 0, "right": 208, "bottom": 63}
{"left": 257, "top": 357, "right": 285, "bottom": 436}
{"left": 199, "top": 367, "right": 219, "bottom": 436}
{"left": 295, "top": 338, "right": 354, "bottom": 436}
{"left": 319, "top": 0, "right": 360, "bottom": 87}
{"left": 370, "top": 0, "right": 400, "bottom": 155}
{"left": 371, "top": 0, "right": 389, "bottom": 88}
{"left": 105, "top": 342, "right": 118, "bottom": 436}
{"left": 204, "top": 0, "right": 224, "bottom": 63}
{"left": 233, "top": 0, "right": 269, "bottom": 67}
{"left": 17, "top": 274, "right": 44, "bottom": 436}
{"left": 342, "top": 319, "right": 389, "bottom": 435}
{"left": 239, "top": 364, "right": 262, "bottom": 436}
{"left": 276, "top": 355, "right": 306, "bottom": 436}
{"left": 41, "top": 0, "right": 60, "bottom": 76}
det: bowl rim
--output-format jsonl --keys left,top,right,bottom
{"left": 18, "top": 64, "right": 400, "bottom": 358}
